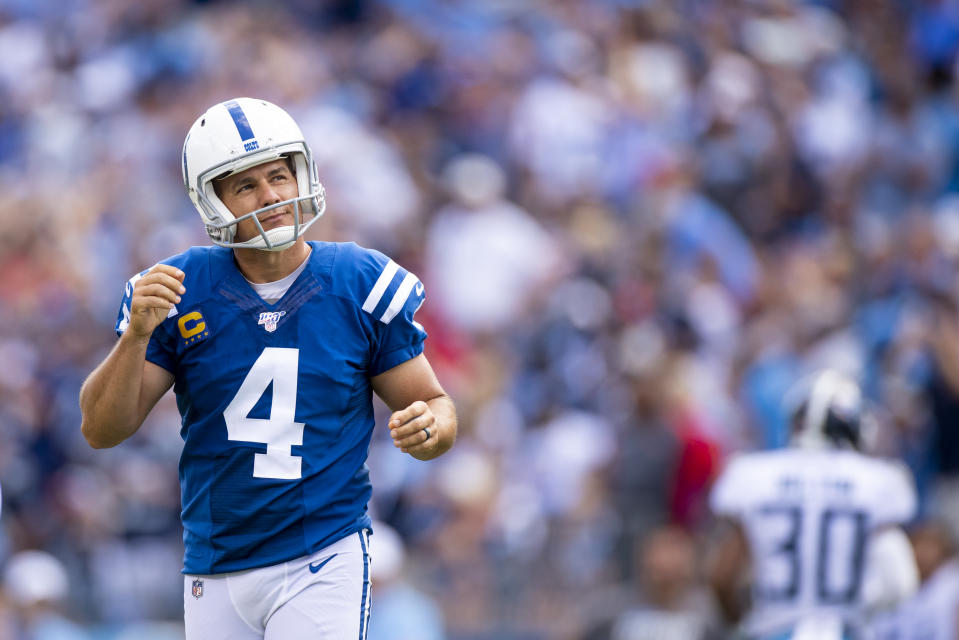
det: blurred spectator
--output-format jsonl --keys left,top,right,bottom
{"left": 919, "top": 292, "right": 959, "bottom": 534}
{"left": 609, "top": 367, "right": 680, "bottom": 576}
{"left": 425, "top": 153, "right": 561, "bottom": 334}
{"left": 871, "top": 520, "right": 959, "bottom": 639}
{"left": 585, "top": 525, "right": 720, "bottom": 640}
{"left": 366, "top": 521, "right": 445, "bottom": 640}
{"left": 3, "top": 550, "right": 87, "bottom": 640}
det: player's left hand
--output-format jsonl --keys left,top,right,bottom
{"left": 389, "top": 400, "right": 438, "bottom": 457}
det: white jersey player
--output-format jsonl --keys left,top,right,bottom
{"left": 710, "top": 370, "right": 919, "bottom": 640}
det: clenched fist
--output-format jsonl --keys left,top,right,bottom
{"left": 127, "top": 264, "right": 186, "bottom": 340}
{"left": 389, "top": 400, "right": 438, "bottom": 458}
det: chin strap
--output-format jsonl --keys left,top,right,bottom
{"left": 232, "top": 225, "right": 299, "bottom": 251}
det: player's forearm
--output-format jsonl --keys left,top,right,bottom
{"left": 707, "top": 522, "right": 750, "bottom": 624}
{"left": 709, "top": 573, "right": 748, "bottom": 624}
{"left": 411, "top": 394, "right": 457, "bottom": 461}
{"left": 79, "top": 332, "right": 151, "bottom": 448}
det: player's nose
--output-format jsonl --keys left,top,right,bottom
{"left": 258, "top": 181, "right": 282, "bottom": 207}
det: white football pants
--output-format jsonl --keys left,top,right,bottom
{"left": 184, "top": 529, "right": 371, "bottom": 639}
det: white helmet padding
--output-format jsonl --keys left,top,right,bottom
{"left": 182, "top": 98, "right": 326, "bottom": 251}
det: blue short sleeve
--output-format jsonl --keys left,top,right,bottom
{"left": 333, "top": 242, "right": 430, "bottom": 376}
{"left": 370, "top": 275, "right": 428, "bottom": 375}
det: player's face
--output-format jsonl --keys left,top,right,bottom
{"left": 215, "top": 159, "right": 300, "bottom": 243}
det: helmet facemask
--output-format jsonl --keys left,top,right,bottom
{"left": 196, "top": 146, "right": 326, "bottom": 251}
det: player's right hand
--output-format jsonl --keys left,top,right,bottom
{"left": 126, "top": 264, "right": 186, "bottom": 339}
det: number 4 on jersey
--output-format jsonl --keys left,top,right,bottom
{"left": 223, "top": 348, "right": 305, "bottom": 480}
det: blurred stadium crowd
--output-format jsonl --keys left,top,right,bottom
{"left": 3, "top": 0, "right": 959, "bottom": 638}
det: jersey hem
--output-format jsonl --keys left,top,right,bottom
{"left": 181, "top": 521, "right": 371, "bottom": 576}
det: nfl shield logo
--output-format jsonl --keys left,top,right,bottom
{"left": 192, "top": 578, "right": 203, "bottom": 599}
{"left": 257, "top": 310, "right": 286, "bottom": 332}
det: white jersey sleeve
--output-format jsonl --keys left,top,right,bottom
{"left": 710, "top": 454, "right": 762, "bottom": 518}
{"left": 870, "top": 460, "right": 917, "bottom": 526}
{"left": 861, "top": 526, "right": 919, "bottom": 613}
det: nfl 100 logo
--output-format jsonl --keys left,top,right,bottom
{"left": 192, "top": 578, "right": 203, "bottom": 599}
{"left": 257, "top": 310, "right": 286, "bottom": 332}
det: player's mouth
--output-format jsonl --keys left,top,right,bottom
{"left": 258, "top": 209, "right": 292, "bottom": 228}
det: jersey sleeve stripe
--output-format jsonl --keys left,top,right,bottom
{"left": 358, "top": 529, "right": 371, "bottom": 640}
{"left": 379, "top": 273, "right": 418, "bottom": 324}
{"left": 361, "top": 260, "right": 399, "bottom": 313}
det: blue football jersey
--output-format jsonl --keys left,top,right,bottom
{"left": 115, "top": 241, "right": 427, "bottom": 574}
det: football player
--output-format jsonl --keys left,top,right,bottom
{"left": 79, "top": 98, "right": 457, "bottom": 639}
{"left": 709, "top": 370, "right": 918, "bottom": 640}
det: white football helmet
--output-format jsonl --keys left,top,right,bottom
{"left": 182, "top": 98, "right": 326, "bottom": 251}
{"left": 788, "top": 369, "right": 865, "bottom": 450}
